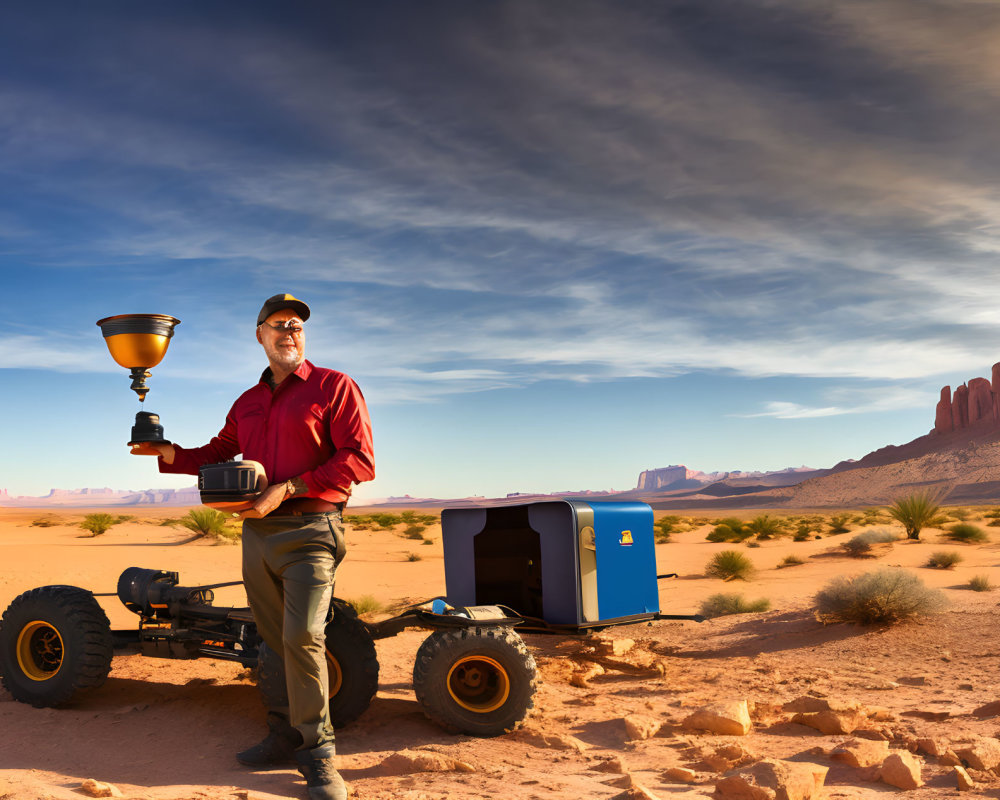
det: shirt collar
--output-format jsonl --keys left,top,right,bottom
{"left": 259, "top": 359, "right": 314, "bottom": 387}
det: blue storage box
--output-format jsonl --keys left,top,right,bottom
{"left": 441, "top": 500, "right": 660, "bottom": 628}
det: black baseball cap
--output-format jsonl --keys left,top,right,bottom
{"left": 257, "top": 293, "right": 311, "bottom": 325}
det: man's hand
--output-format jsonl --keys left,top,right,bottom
{"left": 130, "top": 442, "right": 176, "bottom": 463}
{"left": 246, "top": 480, "right": 289, "bottom": 518}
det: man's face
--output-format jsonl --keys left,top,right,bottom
{"left": 256, "top": 308, "right": 306, "bottom": 369}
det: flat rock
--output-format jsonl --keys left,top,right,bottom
{"left": 683, "top": 700, "right": 752, "bottom": 736}
{"left": 511, "top": 728, "right": 588, "bottom": 753}
{"left": 592, "top": 756, "right": 629, "bottom": 774}
{"left": 378, "top": 750, "right": 475, "bottom": 775}
{"left": 914, "top": 738, "right": 943, "bottom": 757}
{"left": 954, "top": 738, "right": 1000, "bottom": 771}
{"left": 663, "top": 766, "right": 697, "bottom": 783}
{"left": 610, "top": 783, "right": 659, "bottom": 800}
{"left": 880, "top": 751, "right": 923, "bottom": 790}
{"left": 972, "top": 700, "right": 1000, "bottom": 718}
{"left": 80, "top": 780, "right": 122, "bottom": 798}
{"left": 831, "top": 738, "right": 889, "bottom": 768}
{"left": 715, "top": 758, "right": 827, "bottom": 800}
{"left": 624, "top": 714, "right": 662, "bottom": 741}
{"left": 571, "top": 662, "right": 606, "bottom": 687}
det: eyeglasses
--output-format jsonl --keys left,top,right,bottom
{"left": 260, "top": 318, "right": 304, "bottom": 334}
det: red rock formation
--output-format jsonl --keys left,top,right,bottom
{"left": 969, "top": 377, "right": 994, "bottom": 424}
{"left": 935, "top": 386, "right": 953, "bottom": 434}
{"left": 953, "top": 383, "right": 970, "bottom": 429}
{"left": 934, "top": 363, "right": 1000, "bottom": 435}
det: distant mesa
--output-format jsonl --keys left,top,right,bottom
{"left": 934, "top": 363, "right": 1000, "bottom": 434}
{"left": 0, "top": 486, "right": 201, "bottom": 508}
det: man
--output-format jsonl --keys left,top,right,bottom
{"left": 132, "top": 293, "right": 374, "bottom": 800}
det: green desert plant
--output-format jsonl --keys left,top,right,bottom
{"left": 705, "top": 550, "right": 755, "bottom": 581}
{"left": 924, "top": 551, "right": 963, "bottom": 569}
{"left": 177, "top": 508, "right": 238, "bottom": 542}
{"left": 968, "top": 575, "right": 994, "bottom": 592}
{"left": 402, "top": 524, "right": 427, "bottom": 540}
{"left": 114, "top": 514, "right": 136, "bottom": 524}
{"left": 887, "top": 491, "right": 942, "bottom": 540}
{"left": 405, "top": 552, "right": 422, "bottom": 562}
{"left": 948, "top": 507, "right": 971, "bottom": 522}
{"left": 698, "top": 593, "right": 771, "bottom": 619}
{"left": 654, "top": 515, "right": 683, "bottom": 542}
{"left": 984, "top": 508, "right": 1000, "bottom": 519}
{"left": 827, "top": 513, "right": 852, "bottom": 534}
{"left": 30, "top": 516, "right": 60, "bottom": 528}
{"left": 707, "top": 518, "right": 751, "bottom": 543}
{"left": 842, "top": 528, "right": 898, "bottom": 558}
{"left": 348, "top": 594, "right": 384, "bottom": 615}
{"left": 944, "top": 523, "right": 989, "bottom": 544}
{"left": 746, "top": 514, "right": 785, "bottom": 540}
{"left": 79, "top": 513, "right": 117, "bottom": 537}
{"left": 814, "top": 568, "right": 947, "bottom": 624}
{"left": 777, "top": 555, "right": 805, "bottom": 568}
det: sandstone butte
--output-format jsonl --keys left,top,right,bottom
{"left": 934, "top": 362, "right": 1000, "bottom": 434}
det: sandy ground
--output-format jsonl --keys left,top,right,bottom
{"left": 2, "top": 506, "right": 1000, "bottom": 799}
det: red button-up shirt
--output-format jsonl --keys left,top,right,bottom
{"left": 159, "top": 360, "right": 374, "bottom": 503}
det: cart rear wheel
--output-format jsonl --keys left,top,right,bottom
{"left": 257, "top": 599, "right": 379, "bottom": 729}
{"left": 0, "top": 586, "right": 113, "bottom": 707}
{"left": 413, "top": 626, "right": 536, "bottom": 736}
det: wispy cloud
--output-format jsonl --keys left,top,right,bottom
{"left": 3, "top": 1, "right": 1000, "bottom": 405}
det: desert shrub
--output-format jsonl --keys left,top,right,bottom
{"left": 400, "top": 510, "right": 438, "bottom": 525}
{"left": 114, "top": 514, "right": 136, "bottom": 524}
{"left": 988, "top": 519, "right": 1000, "bottom": 528}
{"left": 707, "top": 518, "right": 751, "bottom": 543}
{"left": 968, "top": 575, "right": 994, "bottom": 592}
{"left": 705, "top": 550, "right": 755, "bottom": 581}
{"left": 698, "top": 593, "right": 771, "bottom": 618}
{"left": 842, "top": 528, "right": 898, "bottom": 558}
{"left": 79, "top": 513, "right": 118, "bottom": 537}
{"left": 746, "top": 540, "right": 761, "bottom": 548}
{"left": 814, "top": 568, "right": 947, "bottom": 624}
{"left": 860, "top": 508, "right": 889, "bottom": 525}
{"left": 30, "top": 516, "right": 60, "bottom": 527}
{"left": 924, "top": 551, "right": 963, "bottom": 569}
{"left": 405, "top": 552, "right": 422, "bottom": 562}
{"left": 348, "top": 594, "right": 384, "bottom": 615}
{"left": 948, "top": 507, "right": 970, "bottom": 522}
{"left": 792, "top": 527, "right": 812, "bottom": 542}
{"left": 827, "top": 513, "right": 852, "bottom": 534}
{"left": 177, "top": 508, "right": 239, "bottom": 542}
{"left": 778, "top": 555, "right": 805, "bottom": 568}
{"left": 654, "top": 515, "right": 682, "bottom": 543}
{"left": 402, "top": 524, "right": 426, "bottom": 540}
{"left": 159, "top": 517, "right": 182, "bottom": 527}
{"left": 746, "top": 514, "right": 785, "bottom": 540}
{"left": 887, "top": 491, "right": 942, "bottom": 540}
{"left": 944, "top": 523, "right": 988, "bottom": 544}
{"left": 422, "top": 538, "right": 433, "bottom": 545}
{"left": 984, "top": 508, "right": 1000, "bottom": 519}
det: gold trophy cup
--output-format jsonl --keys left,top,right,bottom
{"left": 96, "top": 314, "right": 180, "bottom": 449}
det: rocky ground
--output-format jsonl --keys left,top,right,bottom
{"left": 3, "top": 508, "right": 1000, "bottom": 799}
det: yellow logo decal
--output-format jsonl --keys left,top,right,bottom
{"left": 620, "top": 530, "right": 633, "bottom": 545}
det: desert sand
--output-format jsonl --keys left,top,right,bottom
{"left": 2, "top": 505, "right": 1000, "bottom": 799}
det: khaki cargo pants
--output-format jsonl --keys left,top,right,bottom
{"left": 241, "top": 511, "right": 346, "bottom": 749}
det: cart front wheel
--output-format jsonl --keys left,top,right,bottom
{"left": 413, "top": 626, "right": 536, "bottom": 736}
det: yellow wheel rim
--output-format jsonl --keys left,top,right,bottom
{"left": 446, "top": 655, "right": 510, "bottom": 713}
{"left": 16, "top": 620, "right": 64, "bottom": 681}
{"left": 326, "top": 650, "right": 343, "bottom": 697}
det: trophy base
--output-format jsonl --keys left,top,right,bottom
{"left": 131, "top": 410, "right": 168, "bottom": 445}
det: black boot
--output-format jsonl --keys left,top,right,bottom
{"left": 236, "top": 717, "right": 302, "bottom": 768}
{"left": 296, "top": 744, "right": 347, "bottom": 800}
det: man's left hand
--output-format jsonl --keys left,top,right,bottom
{"left": 244, "top": 481, "right": 289, "bottom": 518}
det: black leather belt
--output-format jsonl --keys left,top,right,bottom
{"left": 273, "top": 498, "right": 345, "bottom": 516}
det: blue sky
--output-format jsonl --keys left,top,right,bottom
{"left": 3, "top": 1, "right": 1000, "bottom": 502}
